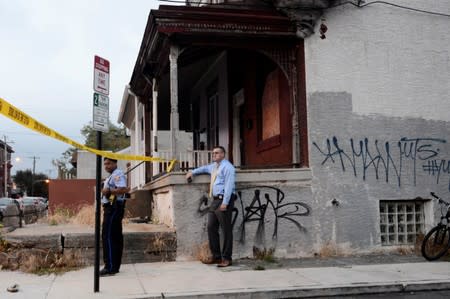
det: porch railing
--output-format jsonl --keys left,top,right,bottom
{"left": 155, "top": 150, "right": 212, "bottom": 175}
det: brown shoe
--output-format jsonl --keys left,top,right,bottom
{"left": 217, "top": 260, "right": 232, "bottom": 267}
{"left": 202, "top": 257, "right": 222, "bottom": 265}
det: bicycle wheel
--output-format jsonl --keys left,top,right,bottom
{"left": 421, "top": 225, "right": 450, "bottom": 261}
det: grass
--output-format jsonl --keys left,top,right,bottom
{"left": 47, "top": 207, "right": 75, "bottom": 226}
{"left": 1, "top": 204, "right": 128, "bottom": 274}
{"left": 0, "top": 237, "right": 85, "bottom": 275}
{"left": 47, "top": 204, "right": 132, "bottom": 226}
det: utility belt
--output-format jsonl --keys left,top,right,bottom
{"left": 102, "top": 200, "right": 126, "bottom": 208}
{"left": 212, "top": 194, "right": 237, "bottom": 201}
{"left": 212, "top": 194, "right": 224, "bottom": 200}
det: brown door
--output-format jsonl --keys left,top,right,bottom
{"left": 241, "top": 56, "right": 292, "bottom": 168}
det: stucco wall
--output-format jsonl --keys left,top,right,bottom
{"left": 305, "top": 0, "right": 450, "bottom": 122}
{"left": 303, "top": 1, "right": 450, "bottom": 250}
{"left": 148, "top": 170, "right": 315, "bottom": 260}
{"left": 309, "top": 92, "right": 450, "bottom": 248}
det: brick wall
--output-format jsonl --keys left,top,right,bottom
{"left": 48, "top": 179, "right": 96, "bottom": 213}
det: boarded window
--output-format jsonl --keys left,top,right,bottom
{"left": 261, "top": 69, "right": 280, "bottom": 140}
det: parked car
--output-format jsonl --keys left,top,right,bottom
{"left": 36, "top": 197, "right": 48, "bottom": 209}
{"left": 0, "top": 197, "right": 21, "bottom": 222}
{"left": 22, "top": 197, "right": 47, "bottom": 212}
{"left": 19, "top": 197, "right": 47, "bottom": 223}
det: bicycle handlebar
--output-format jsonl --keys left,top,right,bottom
{"left": 430, "top": 192, "right": 450, "bottom": 206}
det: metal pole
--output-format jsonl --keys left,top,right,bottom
{"left": 31, "top": 156, "right": 36, "bottom": 196}
{"left": 3, "top": 136, "right": 7, "bottom": 197}
{"left": 94, "top": 131, "right": 102, "bottom": 292}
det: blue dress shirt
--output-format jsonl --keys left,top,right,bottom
{"left": 192, "top": 159, "right": 236, "bottom": 205}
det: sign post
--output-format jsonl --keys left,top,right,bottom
{"left": 93, "top": 93, "right": 109, "bottom": 132}
{"left": 93, "top": 55, "right": 110, "bottom": 293}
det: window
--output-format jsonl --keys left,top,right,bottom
{"left": 261, "top": 69, "right": 280, "bottom": 140}
{"left": 379, "top": 200, "right": 425, "bottom": 245}
{"left": 256, "top": 67, "right": 282, "bottom": 152}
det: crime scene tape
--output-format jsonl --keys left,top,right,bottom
{"left": 0, "top": 97, "right": 177, "bottom": 172}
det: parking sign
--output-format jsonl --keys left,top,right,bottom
{"left": 93, "top": 55, "right": 110, "bottom": 95}
{"left": 93, "top": 92, "right": 109, "bottom": 132}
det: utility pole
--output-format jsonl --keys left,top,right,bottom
{"left": 29, "top": 156, "right": 40, "bottom": 196}
{"left": 3, "top": 136, "right": 7, "bottom": 197}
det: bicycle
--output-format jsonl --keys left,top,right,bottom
{"left": 421, "top": 192, "right": 450, "bottom": 261}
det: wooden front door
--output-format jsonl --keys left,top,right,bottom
{"left": 241, "top": 55, "right": 292, "bottom": 168}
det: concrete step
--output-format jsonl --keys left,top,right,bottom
{"left": 4, "top": 223, "right": 177, "bottom": 264}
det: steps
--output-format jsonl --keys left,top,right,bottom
{"left": 4, "top": 223, "right": 177, "bottom": 264}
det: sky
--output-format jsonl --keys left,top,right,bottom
{"left": 0, "top": 0, "right": 170, "bottom": 178}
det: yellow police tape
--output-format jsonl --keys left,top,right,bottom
{"left": 0, "top": 97, "right": 177, "bottom": 172}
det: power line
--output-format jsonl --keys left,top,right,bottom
{"left": 157, "top": 0, "right": 450, "bottom": 18}
{"left": 339, "top": 1, "right": 450, "bottom": 18}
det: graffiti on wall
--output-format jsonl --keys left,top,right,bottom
{"left": 312, "top": 137, "right": 450, "bottom": 190}
{"left": 197, "top": 186, "right": 311, "bottom": 249}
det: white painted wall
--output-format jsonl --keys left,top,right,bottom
{"left": 305, "top": 1, "right": 450, "bottom": 252}
{"left": 76, "top": 150, "right": 129, "bottom": 179}
{"left": 305, "top": 0, "right": 450, "bottom": 121}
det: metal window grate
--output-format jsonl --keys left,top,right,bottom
{"left": 379, "top": 200, "right": 425, "bottom": 246}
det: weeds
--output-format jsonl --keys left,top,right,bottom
{"left": 146, "top": 233, "right": 176, "bottom": 261}
{"left": 253, "top": 247, "right": 276, "bottom": 262}
{"left": 315, "top": 241, "right": 355, "bottom": 258}
{"left": 0, "top": 240, "right": 85, "bottom": 274}
{"left": 194, "top": 241, "right": 211, "bottom": 263}
{"left": 253, "top": 265, "right": 265, "bottom": 271}
{"left": 47, "top": 207, "right": 74, "bottom": 225}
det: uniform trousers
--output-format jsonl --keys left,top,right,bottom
{"left": 102, "top": 200, "right": 125, "bottom": 272}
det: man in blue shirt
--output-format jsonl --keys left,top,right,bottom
{"left": 100, "top": 158, "right": 128, "bottom": 276}
{"left": 186, "top": 146, "right": 236, "bottom": 267}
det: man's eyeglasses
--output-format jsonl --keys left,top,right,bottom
{"left": 212, "top": 151, "right": 222, "bottom": 155}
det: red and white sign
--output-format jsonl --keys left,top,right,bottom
{"left": 93, "top": 55, "right": 110, "bottom": 95}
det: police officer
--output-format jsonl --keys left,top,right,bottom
{"left": 100, "top": 157, "right": 128, "bottom": 276}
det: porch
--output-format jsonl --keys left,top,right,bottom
{"left": 119, "top": 4, "right": 312, "bottom": 260}
{"left": 144, "top": 167, "right": 313, "bottom": 260}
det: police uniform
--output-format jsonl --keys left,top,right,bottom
{"left": 101, "top": 168, "right": 127, "bottom": 274}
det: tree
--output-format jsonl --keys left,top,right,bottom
{"left": 13, "top": 170, "right": 49, "bottom": 197}
{"left": 81, "top": 121, "right": 130, "bottom": 151}
{"left": 52, "top": 147, "right": 77, "bottom": 179}
{"left": 55, "top": 121, "right": 130, "bottom": 178}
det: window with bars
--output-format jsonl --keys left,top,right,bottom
{"left": 379, "top": 200, "right": 425, "bottom": 245}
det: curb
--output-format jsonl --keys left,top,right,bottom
{"left": 131, "top": 281, "right": 450, "bottom": 299}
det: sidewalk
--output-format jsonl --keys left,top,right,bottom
{"left": 0, "top": 257, "right": 449, "bottom": 299}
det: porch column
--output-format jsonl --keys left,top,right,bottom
{"left": 169, "top": 45, "right": 180, "bottom": 169}
{"left": 133, "top": 93, "right": 140, "bottom": 183}
{"left": 292, "top": 92, "right": 300, "bottom": 166}
{"left": 152, "top": 78, "right": 159, "bottom": 176}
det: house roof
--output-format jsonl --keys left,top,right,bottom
{"left": 129, "top": 5, "right": 298, "bottom": 98}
